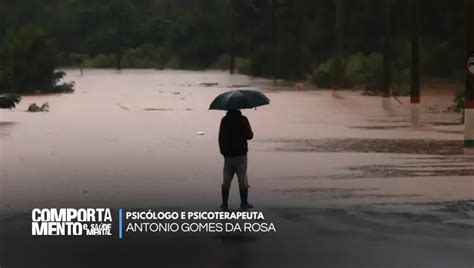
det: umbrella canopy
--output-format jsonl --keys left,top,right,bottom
{"left": 209, "top": 89, "right": 270, "bottom": 110}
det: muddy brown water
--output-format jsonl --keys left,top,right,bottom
{"left": 0, "top": 69, "right": 473, "bottom": 210}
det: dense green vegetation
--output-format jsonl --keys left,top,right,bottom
{"left": 452, "top": 90, "right": 466, "bottom": 121}
{"left": 0, "top": 94, "right": 21, "bottom": 109}
{"left": 0, "top": 25, "right": 74, "bottom": 93}
{"left": 0, "top": 0, "right": 469, "bottom": 88}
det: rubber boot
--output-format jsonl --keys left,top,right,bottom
{"left": 239, "top": 189, "right": 254, "bottom": 210}
{"left": 220, "top": 186, "right": 229, "bottom": 211}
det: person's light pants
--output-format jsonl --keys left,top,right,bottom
{"left": 222, "top": 155, "right": 248, "bottom": 189}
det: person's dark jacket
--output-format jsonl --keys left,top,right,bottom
{"left": 219, "top": 110, "right": 253, "bottom": 157}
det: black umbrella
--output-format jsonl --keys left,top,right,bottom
{"left": 209, "top": 89, "right": 270, "bottom": 110}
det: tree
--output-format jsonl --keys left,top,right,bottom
{"left": 107, "top": 0, "right": 135, "bottom": 70}
{"left": 0, "top": 0, "right": 468, "bottom": 81}
{"left": 229, "top": 0, "right": 236, "bottom": 74}
{"left": 410, "top": 0, "right": 421, "bottom": 125}
{"left": 333, "top": 0, "right": 344, "bottom": 96}
{"left": 0, "top": 94, "right": 20, "bottom": 109}
{"left": 271, "top": 0, "right": 278, "bottom": 83}
{"left": 382, "top": 0, "right": 392, "bottom": 109}
{"left": 465, "top": 0, "right": 474, "bottom": 147}
{"left": 293, "top": 0, "right": 304, "bottom": 80}
{"left": 0, "top": 25, "right": 73, "bottom": 93}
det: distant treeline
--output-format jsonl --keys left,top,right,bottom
{"left": 0, "top": 0, "right": 469, "bottom": 81}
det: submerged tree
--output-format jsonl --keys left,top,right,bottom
{"left": 465, "top": 0, "right": 474, "bottom": 145}
{"left": 410, "top": 0, "right": 421, "bottom": 125}
{"left": 333, "top": 0, "right": 344, "bottom": 95}
{"left": 0, "top": 94, "right": 21, "bottom": 109}
{"left": 382, "top": 0, "right": 392, "bottom": 109}
{"left": 0, "top": 25, "right": 73, "bottom": 93}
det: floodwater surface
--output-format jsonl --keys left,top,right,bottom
{"left": 0, "top": 69, "right": 473, "bottom": 210}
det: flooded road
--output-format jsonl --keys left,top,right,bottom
{"left": 0, "top": 69, "right": 473, "bottom": 210}
{"left": 1, "top": 69, "right": 474, "bottom": 268}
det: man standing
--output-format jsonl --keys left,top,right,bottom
{"left": 218, "top": 109, "right": 254, "bottom": 211}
